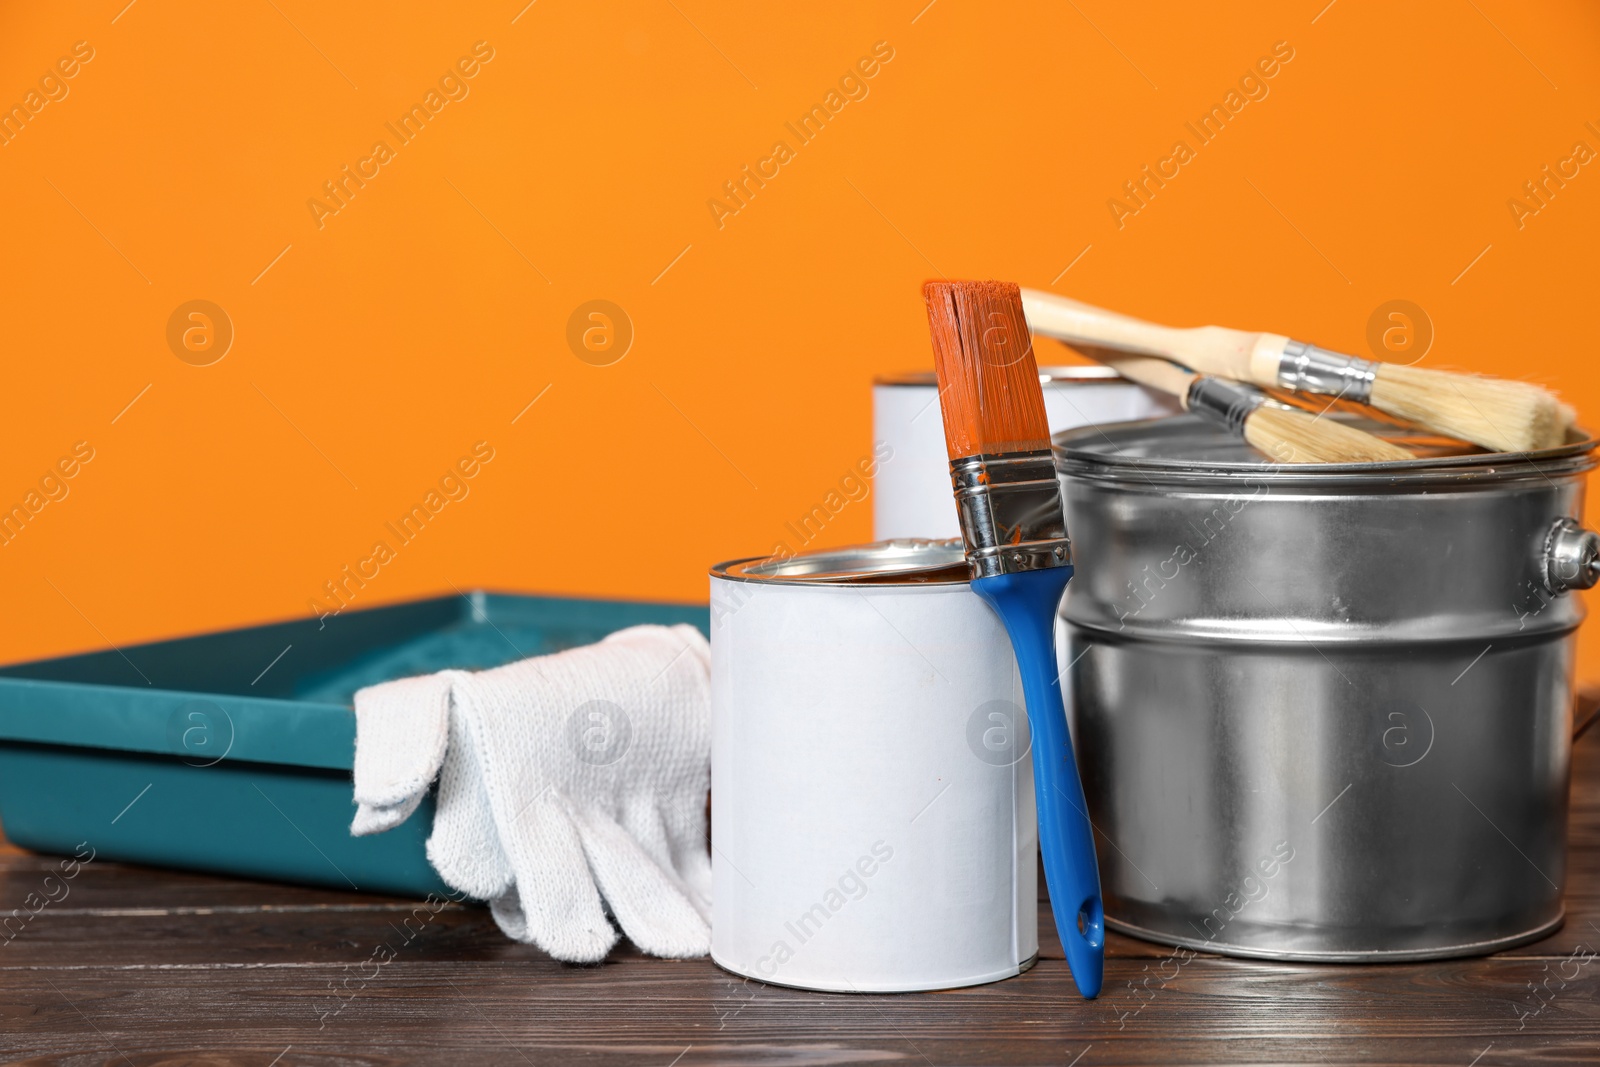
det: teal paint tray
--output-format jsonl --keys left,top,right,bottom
{"left": 0, "top": 592, "right": 708, "bottom": 898}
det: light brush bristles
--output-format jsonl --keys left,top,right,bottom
{"left": 1370, "top": 364, "right": 1566, "bottom": 453}
{"left": 1244, "top": 405, "right": 1414, "bottom": 464}
{"left": 923, "top": 280, "right": 1051, "bottom": 460}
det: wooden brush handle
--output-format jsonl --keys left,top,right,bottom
{"left": 1089, "top": 352, "right": 1196, "bottom": 402}
{"left": 1021, "top": 289, "right": 1287, "bottom": 385}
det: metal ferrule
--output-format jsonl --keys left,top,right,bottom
{"left": 950, "top": 451, "right": 1072, "bottom": 579}
{"left": 1277, "top": 340, "right": 1379, "bottom": 402}
{"left": 1185, "top": 376, "right": 1266, "bottom": 436}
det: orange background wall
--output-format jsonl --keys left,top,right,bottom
{"left": 3, "top": 2, "right": 1599, "bottom": 676}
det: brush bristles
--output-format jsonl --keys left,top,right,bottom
{"left": 1371, "top": 364, "right": 1565, "bottom": 453}
{"left": 924, "top": 280, "right": 1051, "bottom": 459}
{"left": 1243, "top": 406, "right": 1414, "bottom": 464}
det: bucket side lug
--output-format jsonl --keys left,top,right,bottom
{"left": 1544, "top": 517, "right": 1600, "bottom": 593}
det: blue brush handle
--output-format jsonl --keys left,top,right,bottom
{"left": 972, "top": 566, "right": 1104, "bottom": 999}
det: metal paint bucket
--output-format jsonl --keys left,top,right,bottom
{"left": 1054, "top": 414, "right": 1599, "bottom": 961}
{"left": 873, "top": 367, "right": 1177, "bottom": 540}
{"left": 709, "top": 539, "right": 1038, "bottom": 991}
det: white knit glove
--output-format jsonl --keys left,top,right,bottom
{"left": 351, "top": 624, "right": 711, "bottom": 963}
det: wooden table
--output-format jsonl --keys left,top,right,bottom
{"left": 4, "top": 728, "right": 1597, "bottom": 1065}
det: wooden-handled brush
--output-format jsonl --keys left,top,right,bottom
{"left": 924, "top": 279, "right": 1103, "bottom": 1000}
{"left": 1078, "top": 350, "right": 1414, "bottom": 464}
{"left": 1021, "top": 289, "right": 1566, "bottom": 454}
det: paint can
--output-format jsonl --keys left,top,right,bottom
{"left": 709, "top": 539, "right": 1038, "bottom": 992}
{"left": 873, "top": 366, "right": 1177, "bottom": 540}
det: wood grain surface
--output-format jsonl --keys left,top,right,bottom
{"left": 2, "top": 718, "right": 1597, "bottom": 1065}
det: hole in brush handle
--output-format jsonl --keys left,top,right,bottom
{"left": 1075, "top": 895, "right": 1105, "bottom": 949}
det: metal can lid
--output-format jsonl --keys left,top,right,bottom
{"left": 1054, "top": 413, "right": 1596, "bottom": 485}
{"left": 874, "top": 365, "right": 1124, "bottom": 388}
{"left": 711, "top": 538, "right": 970, "bottom": 586}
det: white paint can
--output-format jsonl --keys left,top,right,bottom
{"left": 709, "top": 539, "right": 1038, "bottom": 993}
{"left": 873, "top": 367, "right": 1179, "bottom": 540}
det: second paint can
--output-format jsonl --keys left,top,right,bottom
{"left": 873, "top": 366, "right": 1177, "bottom": 540}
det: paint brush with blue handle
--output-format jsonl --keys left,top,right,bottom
{"left": 924, "top": 279, "right": 1103, "bottom": 999}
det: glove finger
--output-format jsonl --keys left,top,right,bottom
{"left": 425, "top": 703, "right": 511, "bottom": 901}
{"left": 622, "top": 792, "right": 710, "bottom": 921}
{"left": 350, "top": 671, "right": 454, "bottom": 834}
{"left": 350, "top": 791, "right": 426, "bottom": 838}
{"left": 568, "top": 803, "right": 709, "bottom": 959}
{"left": 499, "top": 794, "right": 618, "bottom": 963}
{"left": 616, "top": 791, "right": 673, "bottom": 870}
{"left": 488, "top": 888, "right": 529, "bottom": 943}
{"left": 674, "top": 827, "right": 713, "bottom": 920}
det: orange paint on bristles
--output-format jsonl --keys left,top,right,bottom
{"left": 923, "top": 280, "right": 1052, "bottom": 460}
